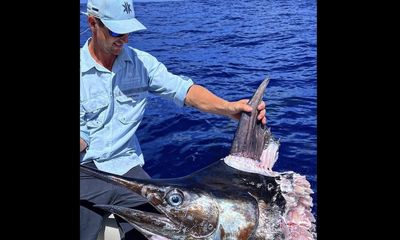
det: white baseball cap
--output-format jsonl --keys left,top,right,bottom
{"left": 82, "top": 0, "right": 146, "bottom": 34}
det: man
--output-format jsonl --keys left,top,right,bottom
{"left": 80, "top": 0, "right": 267, "bottom": 239}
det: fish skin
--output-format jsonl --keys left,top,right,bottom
{"left": 80, "top": 78, "right": 316, "bottom": 239}
{"left": 81, "top": 160, "right": 285, "bottom": 239}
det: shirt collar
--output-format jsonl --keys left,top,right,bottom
{"left": 80, "top": 38, "right": 99, "bottom": 73}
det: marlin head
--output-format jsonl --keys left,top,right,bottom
{"left": 81, "top": 166, "right": 220, "bottom": 238}
{"left": 81, "top": 164, "right": 260, "bottom": 239}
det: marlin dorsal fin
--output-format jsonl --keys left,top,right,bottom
{"left": 230, "top": 77, "right": 270, "bottom": 160}
{"left": 226, "top": 77, "right": 280, "bottom": 175}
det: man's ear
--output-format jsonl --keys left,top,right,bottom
{"left": 88, "top": 16, "right": 97, "bottom": 31}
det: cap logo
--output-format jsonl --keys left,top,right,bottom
{"left": 122, "top": 2, "right": 132, "bottom": 14}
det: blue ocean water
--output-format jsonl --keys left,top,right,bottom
{"left": 80, "top": 0, "right": 317, "bottom": 217}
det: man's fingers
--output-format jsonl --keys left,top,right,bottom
{"left": 257, "top": 101, "right": 266, "bottom": 110}
{"left": 235, "top": 99, "right": 252, "bottom": 112}
{"left": 239, "top": 99, "right": 250, "bottom": 104}
{"left": 234, "top": 99, "right": 267, "bottom": 114}
{"left": 243, "top": 104, "right": 253, "bottom": 112}
{"left": 262, "top": 117, "right": 267, "bottom": 125}
{"left": 257, "top": 109, "right": 266, "bottom": 120}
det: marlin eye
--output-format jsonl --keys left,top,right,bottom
{"left": 166, "top": 190, "right": 184, "bottom": 206}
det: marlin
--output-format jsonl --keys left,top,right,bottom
{"left": 81, "top": 78, "right": 316, "bottom": 239}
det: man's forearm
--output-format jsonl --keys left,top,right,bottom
{"left": 80, "top": 138, "right": 88, "bottom": 152}
{"left": 184, "top": 84, "right": 264, "bottom": 123}
{"left": 185, "top": 84, "right": 230, "bottom": 116}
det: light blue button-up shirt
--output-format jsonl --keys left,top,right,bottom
{"left": 80, "top": 38, "right": 194, "bottom": 175}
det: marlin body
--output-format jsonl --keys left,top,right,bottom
{"left": 81, "top": 78, "right": 316, "bottom": 239}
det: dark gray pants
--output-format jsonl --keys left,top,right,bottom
{"left": 80, "top": 162, "right": 151, "bottom": 240}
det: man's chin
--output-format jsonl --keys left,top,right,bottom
{"left": 111, "top": 49, "right": 122, "bottom": 56}
{"left": 112, "top": 44, "right": 124, "bottom": 54}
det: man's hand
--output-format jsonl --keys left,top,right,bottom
{"left": 226, "top": 100, "right": 266, "bottom": 125}
{"left": 185, "top": 85, "right": 266, "bottom": 125}
{"left": 80, "top": 138, "right": 88, "bottom": 152}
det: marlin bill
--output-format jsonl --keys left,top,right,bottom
{"left": 81, "top": 78, "right": 317, "bottom": 239}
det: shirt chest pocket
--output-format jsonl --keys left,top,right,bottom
{"left": 115, "top": 92, "right": 146, "bottom": 124}
{"left": 82, "top": 96, "right": 109, "bottom": 129}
